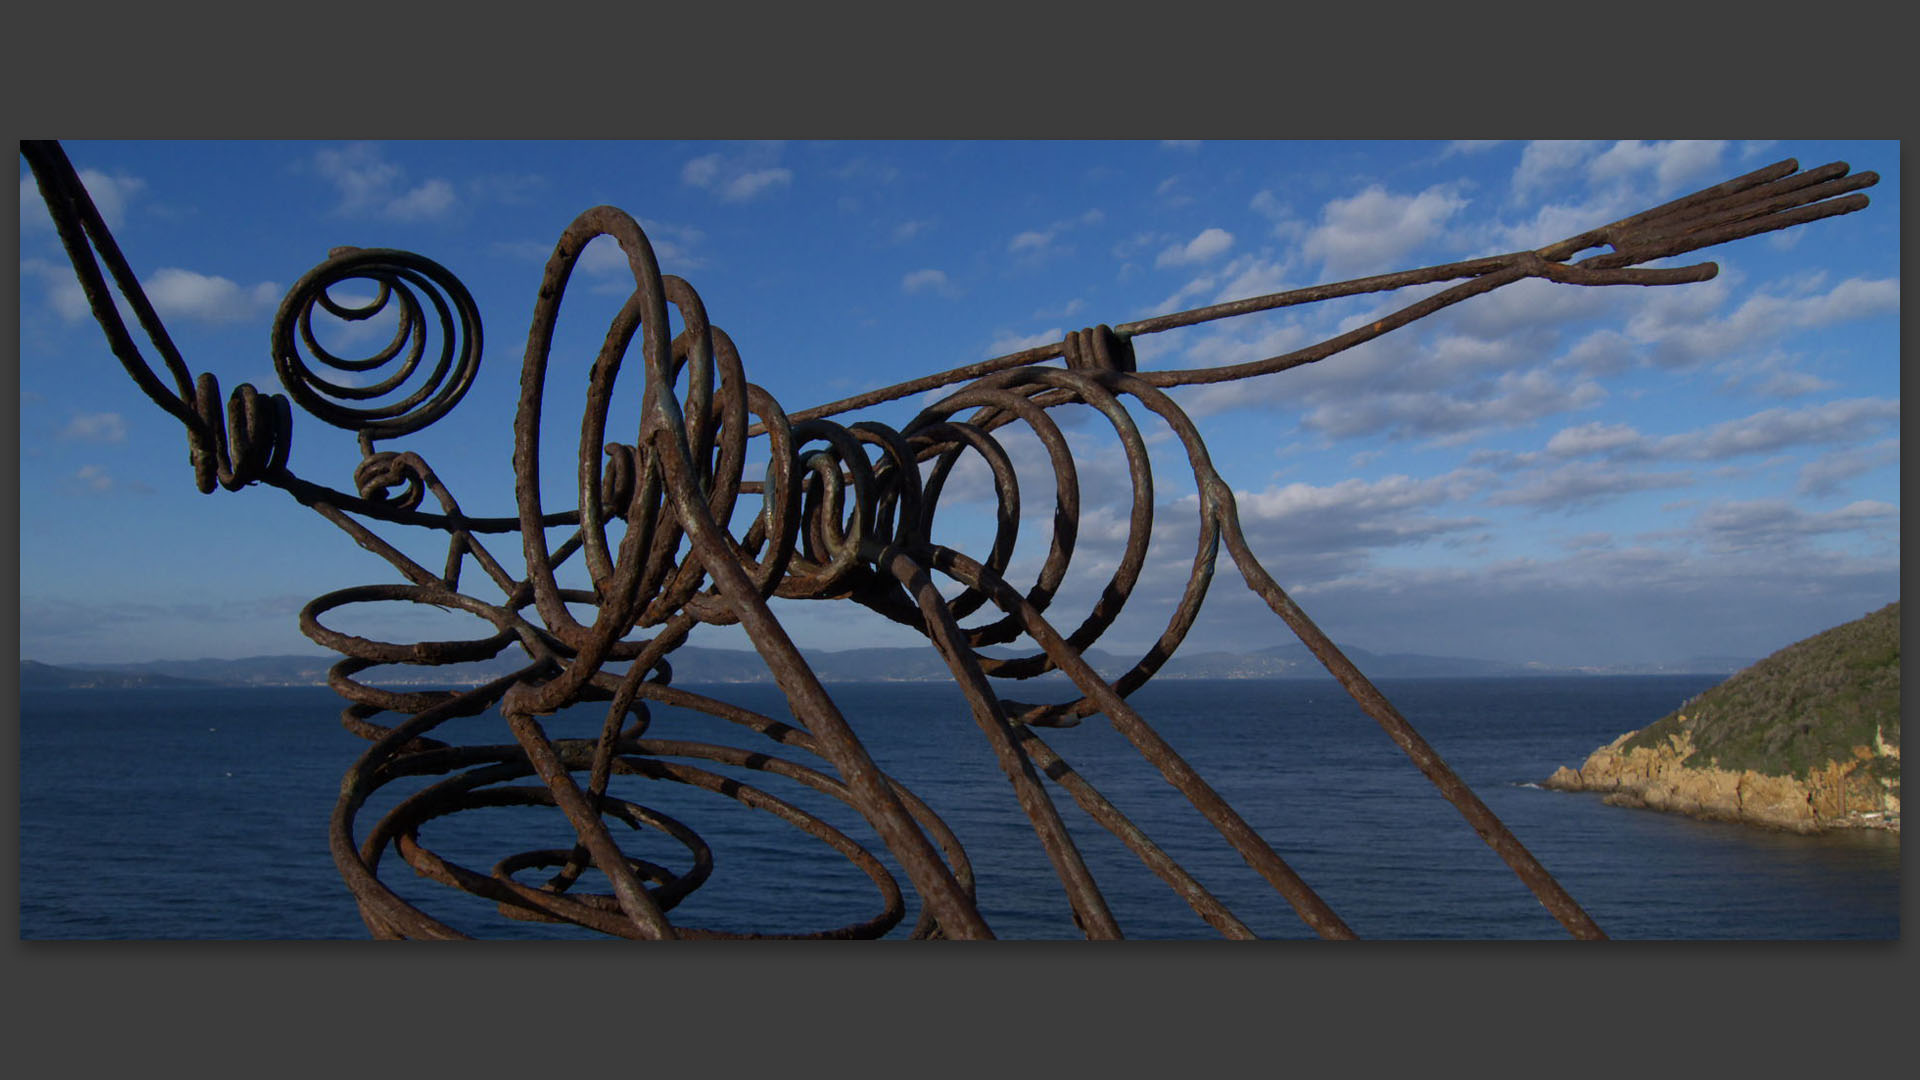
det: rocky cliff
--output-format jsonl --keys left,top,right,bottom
{"left": 1543, "top": 603, "right": 1900, "bottom": 834}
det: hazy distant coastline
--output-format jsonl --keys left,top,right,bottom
{"left": 20, "top": 642, "right": 1758, "bottom": 690}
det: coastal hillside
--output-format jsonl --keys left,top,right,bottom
{"left": 1544, "top": 603, "right": 1900, "bottom": 833}
{"left": 19, "top": 659, "right": 214, "bottom": 690}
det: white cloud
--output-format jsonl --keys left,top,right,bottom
{"left": 1678, "top": 399, "right": 1900, "bottom": 459}
{"left": 1496, "top": 141, "right": 1732, "bottom": 251}
{"left": 1033, "top": 298, "right": 1086, "bottom": 321}
{"left": 891, "top": 219, "right": 933, "bottom": 244}
{"left": 143, "top": 267, "right": 282, "bottom": 324}
{"left": 60, "top": 413, "right": 127, "bottom": 443}
{"left": 902, "top": 268, "right": 959, "bottom": 297}
{"left": 1298, "top": 367, "right": 1605, "bottom": 444}
{"left": 1539, "top": 399, "right": 1900, "bottom": 464}
{"left": 1586, "top": 140, "right": 1728, "bottom": 195}
{"left": 1302, "top": 184, "right": 1468, "bottom": 278}
{"left": 720, "top": 168, "right": 793, "bottom": 202}
{"left": 681, "top": 154, "right": 721, "bottom": 188}
{"left": 1247, "top": 189, "right": 1299, "bottom": 238}
{"left": 681, "top": 144, "right": 793, "bottom": 203}
{"left": 1690, "top": 498, "right": 1897, "bottom": 554}
{"left": 1009, "top": 230, "right": 1054, "bottom": 254}
{"left": 21, "top": 258, "right": 92, "bottom": 321}
{"left": 383, "top": 178, "right": 456, "bottom": 220}
{"left": 1545, "top": 421, "right": 1642, "bottom": 457}
{"left": 67, "top": 464, "right": 149, "bottom": 495}
{"left": 1008, "top": 209, "right": 1104, "bottom": 261}
{"left": 22, "top": 167, "right": 146, "bottom": 233}
{"left": 640, "top": 219, "right": 707, "bottom": 268}
{"left": 1155, "top": 227, "right": 1235, "bottom": 268}
{"left": 1264, "top": 546, "right": 1897, "bottom": 669}
{"left": 1511, "top": 141, "right": 1600, "bottom": 200}
{"left": 312, "top": 143, "right": 458, "bottom": 221}
{"left": 1208, "top": 255, "right": 1293, "bottom": 305}
{"left": 573, "top": 220, "right": 706, "bottom": 276}
{"left": 1796, "top": 440, "right": 1899, "bottom": 498}
{"left": 1716, "top": 352, "right": 1838, "bottom": 399}
{"left": 1485, "top": 461, "right": 1695, "bottom": 510}
{"left": 1553, "top": 276, "right": 1900, "bottom": 375}
{"left": 1155, "top": 175, "right": 1193, "bottom": 208}
{"left": 985, "top": 327, "right": 1063, "bottom": 356}
{"left": 1213, "top": 472, "right": 1494, "bottom": 585}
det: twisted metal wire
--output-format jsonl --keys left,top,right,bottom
{"left": 20, "top": 140, "right": 1879, "bottom": 939}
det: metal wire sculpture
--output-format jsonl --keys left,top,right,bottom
{"left": 20, "top": 140, "right": 1879, "bottom": 939}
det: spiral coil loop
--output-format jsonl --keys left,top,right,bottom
{"left": 272, "top": 246, "right": 483, "bottom": 440}
{"left": 188, "top": 372, "right": 294, "bottom": 493}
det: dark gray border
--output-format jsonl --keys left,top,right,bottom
{"left": 7, "top": 5, "right": 1911, "bottom": 1071}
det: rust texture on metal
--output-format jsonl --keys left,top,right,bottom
{"left": 19, "top": 141, "right": 1879, "bottom": 939}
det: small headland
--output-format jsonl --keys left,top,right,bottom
{"left": 1543, "top": 603, "right": 1900, "bottom": 834}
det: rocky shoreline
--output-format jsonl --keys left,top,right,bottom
{"left": 1543, "top": 724, "right": 1901, "bottom": 835}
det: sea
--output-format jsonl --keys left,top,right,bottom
{"left": 17, "top": 675, "right": 1902, "bottom": 940}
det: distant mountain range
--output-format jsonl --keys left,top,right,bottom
{"left": 20, "top": 642, "right": 1756, "bottom": 690}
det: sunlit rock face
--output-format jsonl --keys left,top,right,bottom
{"left": 1543, "top": 726, "right": 1899, "bottom": 834}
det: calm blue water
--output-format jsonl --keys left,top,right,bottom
{"left": 17, "top": 676, "right": 1901, "bottom": 940}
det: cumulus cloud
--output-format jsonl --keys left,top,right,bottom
{"left": 902, "top": 268, "right": 959, "bottom": 298}
{"left": 143, "top": 267, "right": 282, "bottom": 323}
{"left": 681, "top": 155, "right": 720, "bottom": 188}
{"left": 891, "top": 218, "right": 933, "bottom": 244}
{"left": 1006, "top": 209, "right": 1104, "bottom": 261}
{"left": 1209, "top": 256, "right": 1294, "bottom": 305}
{"left": 1156, "top": 227, "right": 1235, "bottom": 268}
{"left": 383, "top": 178, "right": 456, "bottom": 219}
{"left": 1626, "top": 276, "right": 1899, "bottom": 370}
{"left": 1235, "top": 472, "right": 1485, "bottom": 531}
{"left": 1545, "top": 275, "right": 1898, "bottom": 379}
{"left": 20, "top": 258, "right": 92, "bottom": 321}
{"left": 572, "top": 220, "right": 706, "bottom": 278}
{"left": 984, "top": 327, "right": 1064, "bottom": 356}
{"left": 1586, "top": 140, "right": 1728, "bottom": 195}
{"left": 1301, "top": 184, "right": 1469, "bottom": 278}
{"left": 1247, "top": 190, "right": 1307, "bottom": 245}
{"left": 66, "top": 465, "right": 148, "bottom": 495}
{"left": 1510, "top": 141, "right": 1601, "bottom": 201}
{"left": 59, "top": 413, "right": 127, "bottom": 443}
{"left": 681, "top": 144, "right": 794, "bottom": 203}
{"left": 721, "top": 169, "right": 792, "bottom": 202}
{"left": 1009, "top": 230, "right": 1053, "bottom": 254}
{"left": 21, "top": 167, "right": 145, "bottom": 233}
{"left": 312, "top": 143, "right": 459, "bottom": 221}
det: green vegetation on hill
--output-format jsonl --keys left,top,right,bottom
{"left": 1623, "top": 603, "right": 1900, "bottom": 786}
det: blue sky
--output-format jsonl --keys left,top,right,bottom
{"left": 17, "top": 139, "right": 1900, "bottom": 669}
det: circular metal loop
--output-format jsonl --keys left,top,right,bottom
{"left": 272, "top": 247, "right": 483, "bottom": 439}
